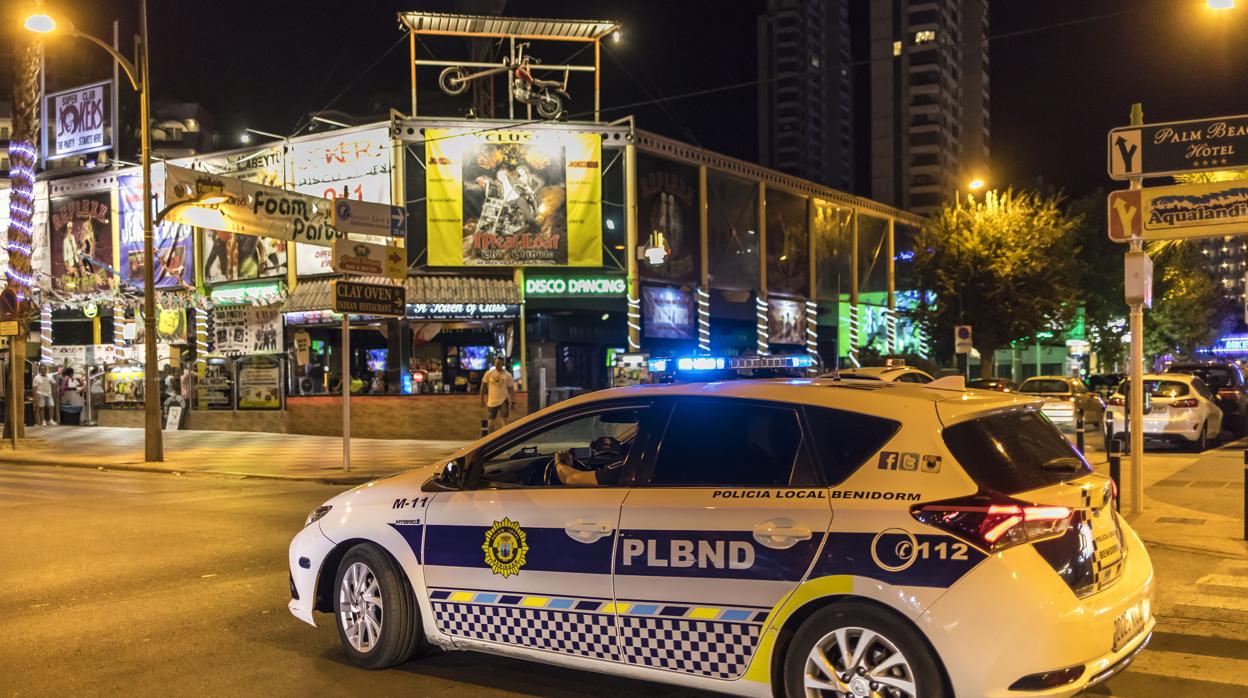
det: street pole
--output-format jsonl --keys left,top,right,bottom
{"left": 342, "top": 314, "right": 351, "bottom": 472}
{"left": 624, "top": 142, "right": 640, "bottom": 352}
{"left": 1127, "top": 103, "right": 1145, "bottom": 514}
{"left": 139, "top": 0, "right": 162, "bottom": 462}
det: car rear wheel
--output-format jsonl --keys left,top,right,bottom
{"left": 1192, "top": 421, "right": 1209, "bottom": 453}
{"left": 784, "top": 601, "right": 946, "bottom": 698}
{"left": 334, "top": 543, "right": 423, "bottom": 669}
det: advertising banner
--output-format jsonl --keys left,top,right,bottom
{"left": 289, "top": 126, "right": 394, "bottom": 276}
{"left": 768, "top": 298, "right": 804, "bottom": 345}
{"left": 426, "top": 128, "right": 602, "bottom": 267}
{"left": 44, "top": 81, "right": 111, "bottom": 160}
{"left": 50, "top": 192, "right": 114, "bottom": 293}
{"left": 184, "top": 146, "right": 290, "bottom": 285}
{"left": 119, "top": 171, "right": 194, "bottom": 289}
{"left": 133, "top": 308, "right": 189, "bottom": 345}
{"left": 642, "top": 286, "right": 695, "bottom": 340}
{"left": 637, "top": 154, "right": 699, "bottom": 284}
{"left": 211, "top": 306, "right": 283, "bottom": 354}
{"left": 236, "top": 354, "right": 283, "bottom": 409}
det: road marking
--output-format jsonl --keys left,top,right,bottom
{"left": 1124, "top": 649, "right": 1248, "bottom": 687}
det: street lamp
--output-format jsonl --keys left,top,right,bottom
{"left": 1208, "top": 0, "right": 1235, "bottom": 9}
{"left": 967, "top": 178, "right": 985, "bottom": 191}
{"left": 26, "top": 3, "right": 164, "bottom": 462}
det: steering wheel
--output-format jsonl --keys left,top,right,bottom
{"left": 543, "top": 450, "right": 588, "bottom": 486}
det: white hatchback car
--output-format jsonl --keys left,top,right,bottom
{"left": 1105, "top": 373, "right": 1224, "bottom": 451}
{"left": 290, "top": 378, "right": 1153, "bottom": 698}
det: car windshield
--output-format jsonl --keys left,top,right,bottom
{"left": 1169, "top": 366, "right": 1233, "bottom": 389}
{"left": 1118, "top": 380, "right": 1190, "bottom": 398}
{"left": 1020, "top": 379, "right": 1070, "bottom": 394}
{"left": 943, "top": 409, "right": 1092, "bottom": 494}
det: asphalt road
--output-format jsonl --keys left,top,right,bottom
{"left": 0, "top": 464, "right": 1244, "bottom": 697}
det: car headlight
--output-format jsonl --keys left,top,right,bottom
{"left": 305, "top": 505, "right": 332, "bottom": 527}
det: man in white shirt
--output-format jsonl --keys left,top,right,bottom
{"left": 32, "top": 365, "right": 56, "bottom": 426}
{"left": 479, "top": 357, "right": 515, "bottom": 433}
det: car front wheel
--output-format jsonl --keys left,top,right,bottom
{"left": 784, "top": 601, "right": 947, "bottom": 698}
{"left": 334, "top": 543, "right": 423, "bottom": 669}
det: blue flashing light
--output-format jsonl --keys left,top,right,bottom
{"left": 647, "top": 358, "right": 670, "bottom": 373}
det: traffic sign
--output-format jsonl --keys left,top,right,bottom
{"left": 330, "top": 198, "right": 407, "bottom": 238}
{"left": 331, "top": 280, "right": 405, "bottom": 317}
{"left": 1108, "top": 114, "right": 1248, "bottom": 179}
{"left": 1108, "top": 180, "right": 1248, "bottom": 242}
{"left": 0, "top": 321, "right": 19, "bottom": 337}
{"left": 954, "top": 325, "right": 973, "bottom": 354}
{"left": 1107, "top": 190, "right": 1142, "bottom": 241}
{"left": 331, "top": 239, "right": 406, "bottom": 280}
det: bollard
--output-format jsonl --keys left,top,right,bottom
{"left": 1076, "top": 408, "right": 1085, "bottom": 455}
{"left": 481, "top": 417, "right": 490, "bottom": 438}
{"left": 1109, "top": 436, "right": 1124, "bottom": 513}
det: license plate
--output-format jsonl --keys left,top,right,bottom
{"left": 1112, "top": 597, "right": 1150, "bottom": 652}
{"left": 1149, "top": 405, "right": 1166, "bottom": 414}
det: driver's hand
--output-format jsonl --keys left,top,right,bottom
{"left": 555, "top": 450, "right": 596, "bottom": 486}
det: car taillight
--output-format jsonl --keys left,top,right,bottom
{"left": 1171, "top": 398, "right": 1199, "bottom": 408}
{"left": 911, "top": 495, "right": 1073, "bottom": 552}
{"left": 1107, "top": 396, "right": 1125, "bottom": 406}
{"left": 1218, "top": 389, "right": 1241, "bottom": 399}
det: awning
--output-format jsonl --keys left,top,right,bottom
{"left": 282, "top": 275, "right": 519, "bottom": 313}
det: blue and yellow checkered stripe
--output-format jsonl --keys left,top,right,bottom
{"left": 428, "top": 588, "right": 769, "bottom": 623}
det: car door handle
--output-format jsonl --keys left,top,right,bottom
{"left": 565, "top": 518, "right": 612, "bottom": 544}
{"left": 753, "top": 520, "right": 812, "bottom": 549}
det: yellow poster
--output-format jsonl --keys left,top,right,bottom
{"left": 426, "top": 128, "right": 602, "bottom": 267}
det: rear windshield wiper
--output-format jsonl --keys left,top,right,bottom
{"left": 1040, "top": 456, "right": 1086, "bottom": 472}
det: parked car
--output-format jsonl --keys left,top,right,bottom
{"left": 1087, "top": 373, "right": 1127, "bottom": 401}
{"left": 967, "top": 377, "right": 1019, "bottom": 393}
{"left": 1165, "top": 361, "right": 1248, "bottom": 437}
{"left": 1106, "top": 373, "right": 1224, "bottom": 451}
{"left": 831, "top": 365, "right": 935, "bottom": 383}
{"left": 1019, "top": 376, "right": 1106, "bottom": 428}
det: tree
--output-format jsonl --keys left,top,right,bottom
{"left": 1068, "top": 191, "right": 1126, "bottom": 370}
{"left": 1144, "top": 246, "right": 1231, "bottom": 360}
{"left": 909, "top": 189, "right": 1081, "bottom": 378}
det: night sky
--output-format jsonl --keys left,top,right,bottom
{"left": 11, "top": 0, "right": 1248, "bottom": 198}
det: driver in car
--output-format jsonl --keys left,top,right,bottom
{"left": 554, "top": 436, "right": 627, "bottom": 486}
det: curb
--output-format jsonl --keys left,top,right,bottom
{"left": 0, "top": 456, "right": 389, "bottom": 486}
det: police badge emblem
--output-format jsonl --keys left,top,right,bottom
{"left": 482, "top": 517, "right": 528, "bottom": 578}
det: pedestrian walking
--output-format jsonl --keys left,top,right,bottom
{"left": 480, "top": 356, "right": 515, "bottom": 433}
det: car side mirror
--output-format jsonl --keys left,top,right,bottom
{"left": 433, "top": 457, "right": 468, "bottom": 490}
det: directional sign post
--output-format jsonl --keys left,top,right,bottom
{"left": 1109, "top": 181, "right": 1248, "bottom": 242}
{"left": 1109, "top": 114, "right": 1248, "bottom": 179}
{"left": 330, "top": 198, "right": 407, "bottom": 238}
{"left": 331, "top": 280, "right": 405, "bottom": 473}
{"left": 332, "top": 239, "right": 406, "bottom": 280}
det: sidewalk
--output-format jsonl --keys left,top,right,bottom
{"left": 0, "top": 425, "right": 470, "bottom": 484}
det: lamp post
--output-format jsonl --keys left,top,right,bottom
{"left": 27, "top": 3, "right": 162, "bottom": 461}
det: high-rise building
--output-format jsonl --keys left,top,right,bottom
{"left": 757, "top": 0, "right": 854, "bottom": 191}
{"left": 868, "top": 0, "right": 989, "bottom": 215}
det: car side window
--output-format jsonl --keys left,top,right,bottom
{"left": 804, "top": 406, "right": 900, "bottom": 486}
{"left": 476, "top": 407, "right": 645, "bottom": 488}
{"left": 1191, "top": 378, "right": 1214, "bottom": 401}
{"left": 648, "top": 399, "right": 806, "bottom": 487}
{"left": 898, "top": 372, "right": 928, "bottom": 384}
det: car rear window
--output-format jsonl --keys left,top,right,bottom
{"left": 1120, "top": 380, "right": 1190, "bottom": 398}
{"left": 942, "top": 409, "right": 1092, "bottom": 494}
{"left": 1169, "top": 366, "right": 1235, "bottom": 389}
{"left": 1020, "top": 379, "right": 1069, "bottom": 394}
{"left": 803, "top": 407, "right": 900, "bottom": 486}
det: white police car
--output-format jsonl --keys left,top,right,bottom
{"left": 289, "top": 374, "right": 1153, "bottom": 697}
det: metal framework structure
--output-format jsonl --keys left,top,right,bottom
{"left": 398, "top": 11, "right": 620, "bottom": 122}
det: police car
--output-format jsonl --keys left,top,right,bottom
{"left": 289, "top": 359, "right": 1153, "bottom": 697}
